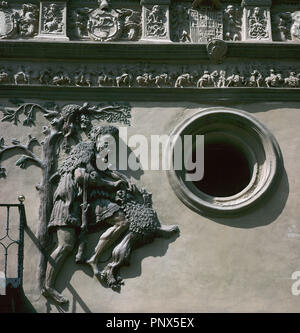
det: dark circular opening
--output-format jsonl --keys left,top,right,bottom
{"left": 191, "top": 141, "right": 251, "bottom": 197}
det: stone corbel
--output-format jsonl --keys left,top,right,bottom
{"left": 35, "top": 0, "right": 69, "bottom": 41}
{"left": 140, "top": 0, "right": 171, "bottom": 42}
{"left": 241, "top": 0, "right": 272, "bottom": 42}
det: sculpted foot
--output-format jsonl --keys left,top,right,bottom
{"left": 95, "top": 270, "right": 106, "bottom": 284}
{"left": 86, "top": 258, "right": 100, "bottom": 277}
{"left": 42, "top": 287, "right": 69, "bottom": 305}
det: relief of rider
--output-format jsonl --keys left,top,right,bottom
{"left": 43, "top": 125, "right": 134, "bottom": 304}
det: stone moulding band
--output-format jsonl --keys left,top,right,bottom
{"left": 167, "top": 107, "right": 283, "bottom": 217}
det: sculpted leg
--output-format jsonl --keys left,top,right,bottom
{"left": 42, "top": 227, "right": 76, "bottom": 304}
{"left": 101, "top": 232, "right": 137, "bottom": 290}
{"left": 86, "top": 212, "right": 129, "bottom": 278}
{"left": 155, "top": 224, "right": 179, "bottom": 238}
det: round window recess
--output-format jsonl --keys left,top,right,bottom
{"left": 167, "top": 107, "right": 283, "bottom": 217}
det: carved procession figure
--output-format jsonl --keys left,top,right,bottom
{"left": 0, "top": 67, "right": 10, "bottom": 84}
{"left": 217, "top": 70, "right": 227, "bottom": 88}
{"left": 284, "top": 71, "right": 300, "bottom": 88}
{"left": 265, "top": 68, "right": 283, "bottom": 88}
{"left": 42, "top": 125, "right": 179, "bottom": 304}
{"left": 226, "top": 70, "right": 245, "bottom": 87}
{"left": 248, "top": 69, "right": 263, "bottom": 87}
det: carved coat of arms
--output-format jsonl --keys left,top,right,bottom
{"left": 87, "top": 7, "right": 122, "bottom": 41}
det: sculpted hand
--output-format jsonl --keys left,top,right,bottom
{"left": 114, "top": 179, "right": 125, "bottom": 188}
{"left": 127, "top": 181, "right": 137, "bottom": 192}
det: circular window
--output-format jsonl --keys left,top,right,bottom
{"left": 167, "top": 107, "right": 283, "bottom": 216}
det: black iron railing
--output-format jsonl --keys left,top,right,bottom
{"left": 0, "top": 197, "right": 26, "bottom": 292}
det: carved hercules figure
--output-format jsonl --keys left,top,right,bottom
{"left": 42, "top": 125, "right": 179, "bottom": 304}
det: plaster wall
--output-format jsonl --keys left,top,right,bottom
{"left": 0, "top": 100, "right": 299, "bottom": 313}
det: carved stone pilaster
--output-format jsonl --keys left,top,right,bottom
{"left": 35, "top": 1, "right": 69, "bottom": 41}
{"left": 140, "top": 0, "right": 171, "bottom": 42}
{"left": 242, "top": 0, "right": 272, "bottom": 42}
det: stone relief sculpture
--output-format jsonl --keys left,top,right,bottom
{"left": 206, "top": 39, "right": 228, "bottom": 64}
{"left": 0, "top": 1, "right": 299, "bottom": 43}
{"left": 0, "top": 67, "right": 10, "bottom": 84}
{"left": 272, "top": 10, "right": 300, "bottom": 43}
{"left": 14, "top": 66, "right": 30, "bottom": 85}
{"left": 18, "top": 3, "right": 39, "bottom": 38}
{"left": 70, "top": 0, "right": 141, "bottom": 42}
{"left": 291, "top": 11, "right": 300, "bottom": 42}
{"left": 265, "top": 68, "right": 284, "bottom": 88}
{"left": 2, "top": 61, "right": 300, "bottom": 89}
{"left": 248, "top": 7, "right": 269, "bottom": 40}
{"left": 170, "top": 4, "right": 190, "bottom": 42}
{"left": 272, "top": 12, "right": 292, "bottom": 41}
{"left": 41, "top": 3, "right": 64, "bottom": 34}
{"left": 223, "top": 4, "right": 242, "bottom": 41}
{"left": 0, "top": 2, "right": 17, "bottom": 39}
{"left": 284, "top": 71, "right": 300, "bottom": 88}
{"left": 0, "top": 101, "right": 131, "bottom": 292}
{"left": 0, "top": 2, "right": 38, "bottom": 39}
{"left": 189, "top": 7, "right": 223, "bottom": 43}
{"left": 0, "top": 101, "right": 179, "bottom": 304}
{"left": 42, "top": 125, "right": 179, "bottom": 304}
{"left": 145, "top": 5, "right": 167, "bottom": 38}
{"left": 248, "top": 69, "right": 263, "bottom": 87}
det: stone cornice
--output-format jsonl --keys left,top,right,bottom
{"left": 1, "top": 85, "right": 300, "bottom": 103}
{"left": 1, "top": 40, "right": 300, "bottom": 61}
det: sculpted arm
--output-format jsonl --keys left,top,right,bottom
{"left": 106, "top": 169, "right": 137, "bottom": 192}
{"left": 74, "top": 168, "right": 122, "bottom": 189}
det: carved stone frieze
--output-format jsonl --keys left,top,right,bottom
{"left": 0, "top": 1, "right": 300, "bottom": 43}
{"left": 1, "top": 60, "right": 300, "bottom": 89}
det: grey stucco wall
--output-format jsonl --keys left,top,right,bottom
{"left": 0, "top": 100, "right": 299, "bottom": 312}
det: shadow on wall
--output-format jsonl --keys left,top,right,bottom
{"left": 118, "top": 139, "right": 144, "bottom": 181}
{"left": 210, "top": 168, "right": 289, "bottom": 229}
{"left": 48, "top": 231, "right": 179, "bottom": 313}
